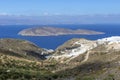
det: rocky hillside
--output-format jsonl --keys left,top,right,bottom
{"left": 0, "top": 38, "right": 48, "bottom": 60}
{"left": 0, "top": 38, "right": 55, "bottom": 80}
{"left": 46, "top": 36, "right": 120, "bottom": 80}
{"left": 18, "top": 27, "right": 104, "bottom": 36}
{"left": 0, "top": 36, "right": 120, "bottom": 80}
{"left": 49, "top": 36, "right": 120, "bottom": 62}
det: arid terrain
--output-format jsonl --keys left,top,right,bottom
{"left": 0, "top": 36, "right": 120, "bottom": 80}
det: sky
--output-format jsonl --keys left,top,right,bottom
{"left": 0, "top": 0, "right": 120, "bottom": 25}
{"left": 0, "top": 0, "right": 120, "bottom": 16}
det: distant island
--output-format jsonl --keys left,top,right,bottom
{"left": 18, "top": 27, "right": 105, "bottom": 36}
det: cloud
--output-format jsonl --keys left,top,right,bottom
{"left": 0, "top": 12, "right": 9, "bottom": 16}
{"left": 42, "top": 12, "right": 62, "bottom": 16}
{"left": 42, "top": 12, "right": 49, "bottom": 16}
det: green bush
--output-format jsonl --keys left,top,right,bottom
{"left": 104, "top": 74, "right": 115, "bottom": 80}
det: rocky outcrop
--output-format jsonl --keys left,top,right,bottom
{"left": 18, "top": 27, "right": 105, "bottom": 36}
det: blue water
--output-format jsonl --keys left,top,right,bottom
{"left": 0, "top": 24, "right": 120, "bottom": 49}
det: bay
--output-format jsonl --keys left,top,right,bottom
{"left": 0, "top": 24, "right": 120, "bottom": 49}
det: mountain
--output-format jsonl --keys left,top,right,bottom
{"left": 0, "top": 36, "right": 120, "bottom": 80}
{"left": 18, "top": 27, "right": 104, "bottom": 36}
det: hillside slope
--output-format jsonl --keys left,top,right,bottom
{"left": 47, "top": 36, "right": 120, "bottom": 80}
{"left": 0, "top": 38, "right": 47, "bottom": 60}
{"left": 0, "top": 37, "right": 120, "bottom": 80}
{"left": 0, "top": 39, "right": 55, "bottom": 80}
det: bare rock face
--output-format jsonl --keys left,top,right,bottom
{"left": 18, "top": 27, "right": 105, "bottom": 36}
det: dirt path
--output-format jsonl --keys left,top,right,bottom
{"left": 81, "top": 51, "right": 90, "bottom": 63}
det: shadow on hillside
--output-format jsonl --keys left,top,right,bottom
{"left": 23, "top": 50, "right": 46, "bottom": 60}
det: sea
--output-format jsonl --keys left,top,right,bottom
{"left": 0, "top": 24, "right": 120, "bottom": 50}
